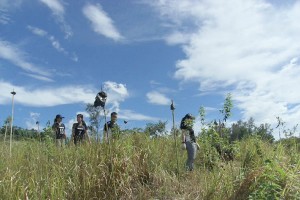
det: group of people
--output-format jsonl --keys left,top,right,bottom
{"left": 52, "top": 111, "right": 199, "bottom": 171}
{"left": 51, "top": 112, "right": 119, "bottom": 146}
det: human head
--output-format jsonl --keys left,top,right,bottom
{"left": 55, "top": 114, "right": 64, "bottom": 122}
{"left": 77, "top": 114, "right": 83, "bottom": 123}
{"left": 185, "top": 113, "right": 195, "bottom": 120}
{"left": 183, "top": 113, "right": 195, "bottom": 128}
{"left": 111, "top": 112, "right": 118, "bottom": 122}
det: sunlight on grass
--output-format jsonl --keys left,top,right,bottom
{"left": 0, "top": 134, "right": 299, "bottom": 199}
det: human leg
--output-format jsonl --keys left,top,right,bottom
{"left": 185, "top": 141, "right": 197, "bottom": 171}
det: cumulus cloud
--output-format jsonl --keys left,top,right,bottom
{"left": 149, "top": 0, "right": 300, "bottom": 128}
{"left": 82, "top": 3, "right": 123, "bottom": 41}
{"left": 102, "top": 81, "right": 129, "bottom": 112}
{"left": 233, "top": 58, "right": 300, "bottom": 125}
{"left": 146, "top": 91, "right": 171, "bottom": 105}
{"left": 39, "top": 0, "right": 72, "bottom": 38}
{"left": 0, "top": 39, "right": 52, "bottom": 79}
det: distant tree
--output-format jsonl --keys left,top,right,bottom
{"left": 255, "top": 123, "right": 274, "bottom": 142}
{"left": 248, "top": 117, "right": 255, "bottom": 130}
{"left": 145, "top": 120, "right": 167, "bottom": 137}
{"left": 229, "top": 118, "right": 274, "bottom": 143}
{"left": 230, "top": 120, "right": 249, "bottom": 141}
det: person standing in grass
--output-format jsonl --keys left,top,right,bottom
{"left": 71, "top": 114, "right": 90, "bottom": 145}
{"left": 180, "top": 113, "right": 200, "bottom": 171}
{"left": 52, "top": 114, "right": 66, "bottom": 147}
{"left": 103, "top": 112, "right": 120, "bottom": 142}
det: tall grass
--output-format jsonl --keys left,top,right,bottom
{"left": 0, "top": 133, "right": 299, "bottom": 199}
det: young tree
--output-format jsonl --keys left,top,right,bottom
{"left": 86, "top": 103, "right": 102, "bottom": 142}
{"left": 199, "top": 105, "right": 206, "bottom": 127}
{"left": 3, "top": 116, "right": 11, "bottom": 142}
{"left": 219, "top": 93, "right": 233, "bottom": 123}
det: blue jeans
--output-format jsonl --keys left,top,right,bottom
{"left": 186, "top": 141, "right": 197, "bottom": 171}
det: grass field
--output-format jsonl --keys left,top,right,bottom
{"left": 0, "top": 133, "right": 299, "bottom": 199}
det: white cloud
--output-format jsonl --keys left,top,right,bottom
{"left": 0, "top": 81, "right": 96, "bottom": 107}
{"left": 0, "top": 39, "right": 52, "bottom": 78}
{"left": 0, "top": 80, "right": 130, "bottom": 110}
{"left": 102, "top": 81, "right": 129, "bottom": 112}
{"left": 149, "top": 0, "right": 300, "bottom": 129}
{"left": 27, "top": 25, "right": 47, "bottom": 36}
{"left": 146, "top": 91, "right": 171, "bottom": 105}
{"left": 118, "top": 109, "right": 159, "bottom": 121}
{"left": 49, "top": 35, "right": 66, "bottom": 53}
{"left": 39, "top": 0, "right": 72, "bottom": 38}
{"left": 0, "top": 8, "right": 10, "bottom": 24}
{"left": 165, "top": 31, "right": 191, "bottom": 45}
{"left": 22, "top": 73, "right": 54, "bottom": 82}
{"left": 25, "top": 112, "right": 40, "bottom": 130}
{"left": 233, "top": 58, "right": 300, "bottom": 126}
{"left": 82, "top": 3, "right": 123, "bottom": 41}
{"left": 27, "top": 26, "right": 77, "bottom": 61}
{"left": 39, "top": 0, "right": 64, "bottom": 15}
{"left": 0, "top": 0, "right": 24, "bottom": 24}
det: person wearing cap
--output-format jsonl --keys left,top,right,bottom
{"left": 71, "top": 114, "right": 90, "bottom": 145}
{"left": 103, "top": 112, "right": 120, "bottom": 142}
{"left": 180, "top": 113, "right": 200, "bottom": 171}
{"left": 52, "top": 114, "right": 66, "bottom": 147}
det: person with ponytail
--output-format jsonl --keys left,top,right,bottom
{"left": 71, "top": 114, "right": 91, "bottom": 145}
{"left": 180, "top": 113, "right": 200, "bottom": 171}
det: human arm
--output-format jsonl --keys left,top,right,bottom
{"left": 103, "top": 122, "right": 109, "bottom": 143}
{"left": 85, "top": 126, "right": 91, "bottom": 144}
{"left": 51, "top": 123, "right": 58, "bottom": 139}
{"left": 196, "top": 142, "right": 200, "bottom": 150}
{"left": 181, "top": 129, "right": 186, "bottom": 150}
{"left": 71, "top": 124, "right": 75, "bottom": 144}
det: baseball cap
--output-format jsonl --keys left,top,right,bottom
{"left": 55, "top": 114, "right": 64, "bottom": 119}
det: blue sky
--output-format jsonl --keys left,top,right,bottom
{"left": 1, "top": 0, "right": 300, "bottom": 138}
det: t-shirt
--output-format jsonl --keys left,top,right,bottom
{"left": 52, "top": 122, "right": 66, "bottom": 139}
{"left": 103, "top": 121, "right": 120, "bottom": 139}
{"left": 73, "top": 123, "right": 87, "bottom": 138}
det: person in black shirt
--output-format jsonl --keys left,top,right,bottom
{"left": 52, "top": 114, "right": 66, "bottom": 147}
{"left": 103, "top": 112, "right": 120, "bottom": 142}
{"left": 180, "top": 113, "right": 200, "bottom": 171}
{"left": 71, "top": 114, "right": 90, "bottom": 145}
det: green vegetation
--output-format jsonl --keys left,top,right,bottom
{"left": 1, "top": 94, "right": 299, "bottom": 199}
{"left": 0, "top": 131, "right": 299, "bottom": 199}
